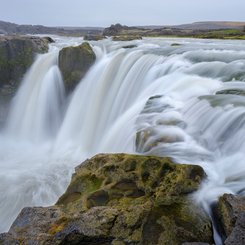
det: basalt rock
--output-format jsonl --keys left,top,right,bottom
{"left": 58, "top": 42, "right": 96, "bottom": 92}
{"left": 0, "top": 153, "right": 214, "bottom": 245}
{"left": 214, "top": 194, "right": 245, "bottom": 245}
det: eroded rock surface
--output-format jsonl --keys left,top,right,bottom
{"left": 0, "top": 153, "right": 213, "bottom": 245}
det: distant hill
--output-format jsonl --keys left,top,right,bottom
{"left": 137, "top": 21, "right": 245, "bottom": 30}
{"left": 1, "top": 20, "right": 244, "bottom": 37}
{"left": 0, "top": 20, "right": 103, "bottom": 36}
{"left": 175, "top": 21, "right": 245, "bottom": 30}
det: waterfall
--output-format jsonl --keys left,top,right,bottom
{"left": 5, "top": 51, "right": 65, "bottom": 143}
{"left": 1, "top": 37, "right": 245, "bottom": 240}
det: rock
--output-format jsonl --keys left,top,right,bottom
{"left": 112, "top": 35, "right": 142, "bottom": 41}
{"left": 0, "top": 153, "right": 214, "bottom": 245}
{"left": 122, "top": 45, "right": 137, "bottom": 49}
{"left": 58, "top": 42, "right": 96, "bottom": 92}
{"left": 0, "top": 35, "right": 50, "bottom": 95}
{"left": 214, "top": 194, "right": 245, "bottom": 244}
{"left": 83, "top": 34, "right": 105, "bottom": 41}
{"left": 224, "top": 212, "right": 245, "bottom": 245}
{"left": 43, "top": 36, "right": 55, "bottom": 43}
{"left": 103, "top": 24, "right": 129, "bottom": 36}
{"left": 171, "top": 43, "right": 181, "bottom": 46}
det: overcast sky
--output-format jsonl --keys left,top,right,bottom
{"left": 1, "top": 0, "right": 244, "bottom": 27}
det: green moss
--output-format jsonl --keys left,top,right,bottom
{"left": 48, "top": 217, "right": 69, "bottom": 235}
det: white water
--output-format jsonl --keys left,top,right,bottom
{"left": 0, "top": 37, "right": 245, "bottom": 243}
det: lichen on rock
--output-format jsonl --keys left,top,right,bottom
{"left": 0, "top": 35, "right": 50, "bottom": 95}
{"left": 0, "top": 153, "right": 214, "bottom": 245}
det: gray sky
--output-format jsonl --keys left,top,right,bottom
{"left": 1, "top": 0, "right": 244, "bottom": 27}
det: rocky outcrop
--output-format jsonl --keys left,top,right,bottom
{"left": 103, "top": 24, "right": 130, "bottom": 36}
{"left": 0, "top": 153, "right": 214, "bottom": 245}
{"left": 58, "top": 42, "right": 96, "bottom": 92}
{"left": 214, "top": 194, "right": 245, "bottom": 245}
{"left": 103, "top": 24, "right": 143, "bottom": 41}
{"left": 0, "top": 35, "right": 50, "bottom": 96}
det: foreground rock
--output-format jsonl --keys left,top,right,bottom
{"left": 214, "top": 194, "right": 245, "bottom": 245}
{"left": 0, "top": 153, "right": 214, "bottom": 245}
{"left": 0, "top": 35, "right": 50, "bottom": 96}
{"left": 58, "top": 42, "right": 96, "bottom": 92}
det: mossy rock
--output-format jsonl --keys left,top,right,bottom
{"left": 58, "top": 42, "right": 96, "bottom": 92}
{"left": 0, "top": 154, "right": 214, "bottom": 245}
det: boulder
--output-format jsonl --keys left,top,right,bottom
{"left": 214, "top": 194, "right": 245, "bottom": 245}
{"left": 58, "top": 42, "right": 96, "bottom": 92}
{"left": 0, "top": 153, "right": 214, "bottom": 245}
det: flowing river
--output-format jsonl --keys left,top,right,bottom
{"left": 0, "top": 37, "right": 245, "bottom": 243}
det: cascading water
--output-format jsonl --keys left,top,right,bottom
{"left": 1, "top": 37, "right": 245, "bottom": 244}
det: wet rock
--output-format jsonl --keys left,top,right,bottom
{"left": 171, "top": 43, "right": 181, "bottom": 46}
{"left": 122, "top": 45, "right": 137, "bottom": 49}
{"left": 0, "top": 153, "right": 214, "bottom": 245}
{"left": 214, "top": 194, "right": 245, "bottom": 245}
{"left": 58, "top": 42, "right": 96, "bottom": 92}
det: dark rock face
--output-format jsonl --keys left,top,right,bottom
{"left": 0, "top": 35, "right": 50, "bottom": 127}
{"left": 58, "top": 42, "right": 96, "bottom": 92}
{"left": 0, "top": 154, "right": 214, "bottom": 245}
{"left": 214, "top": 194, "right": 245, "bottom": 245}
{"left": 0, "top": 35, "right": 50, "bottom": 95}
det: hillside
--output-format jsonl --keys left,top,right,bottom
{"left": 0, "top": 20, "right": 103, "bottom": 36}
